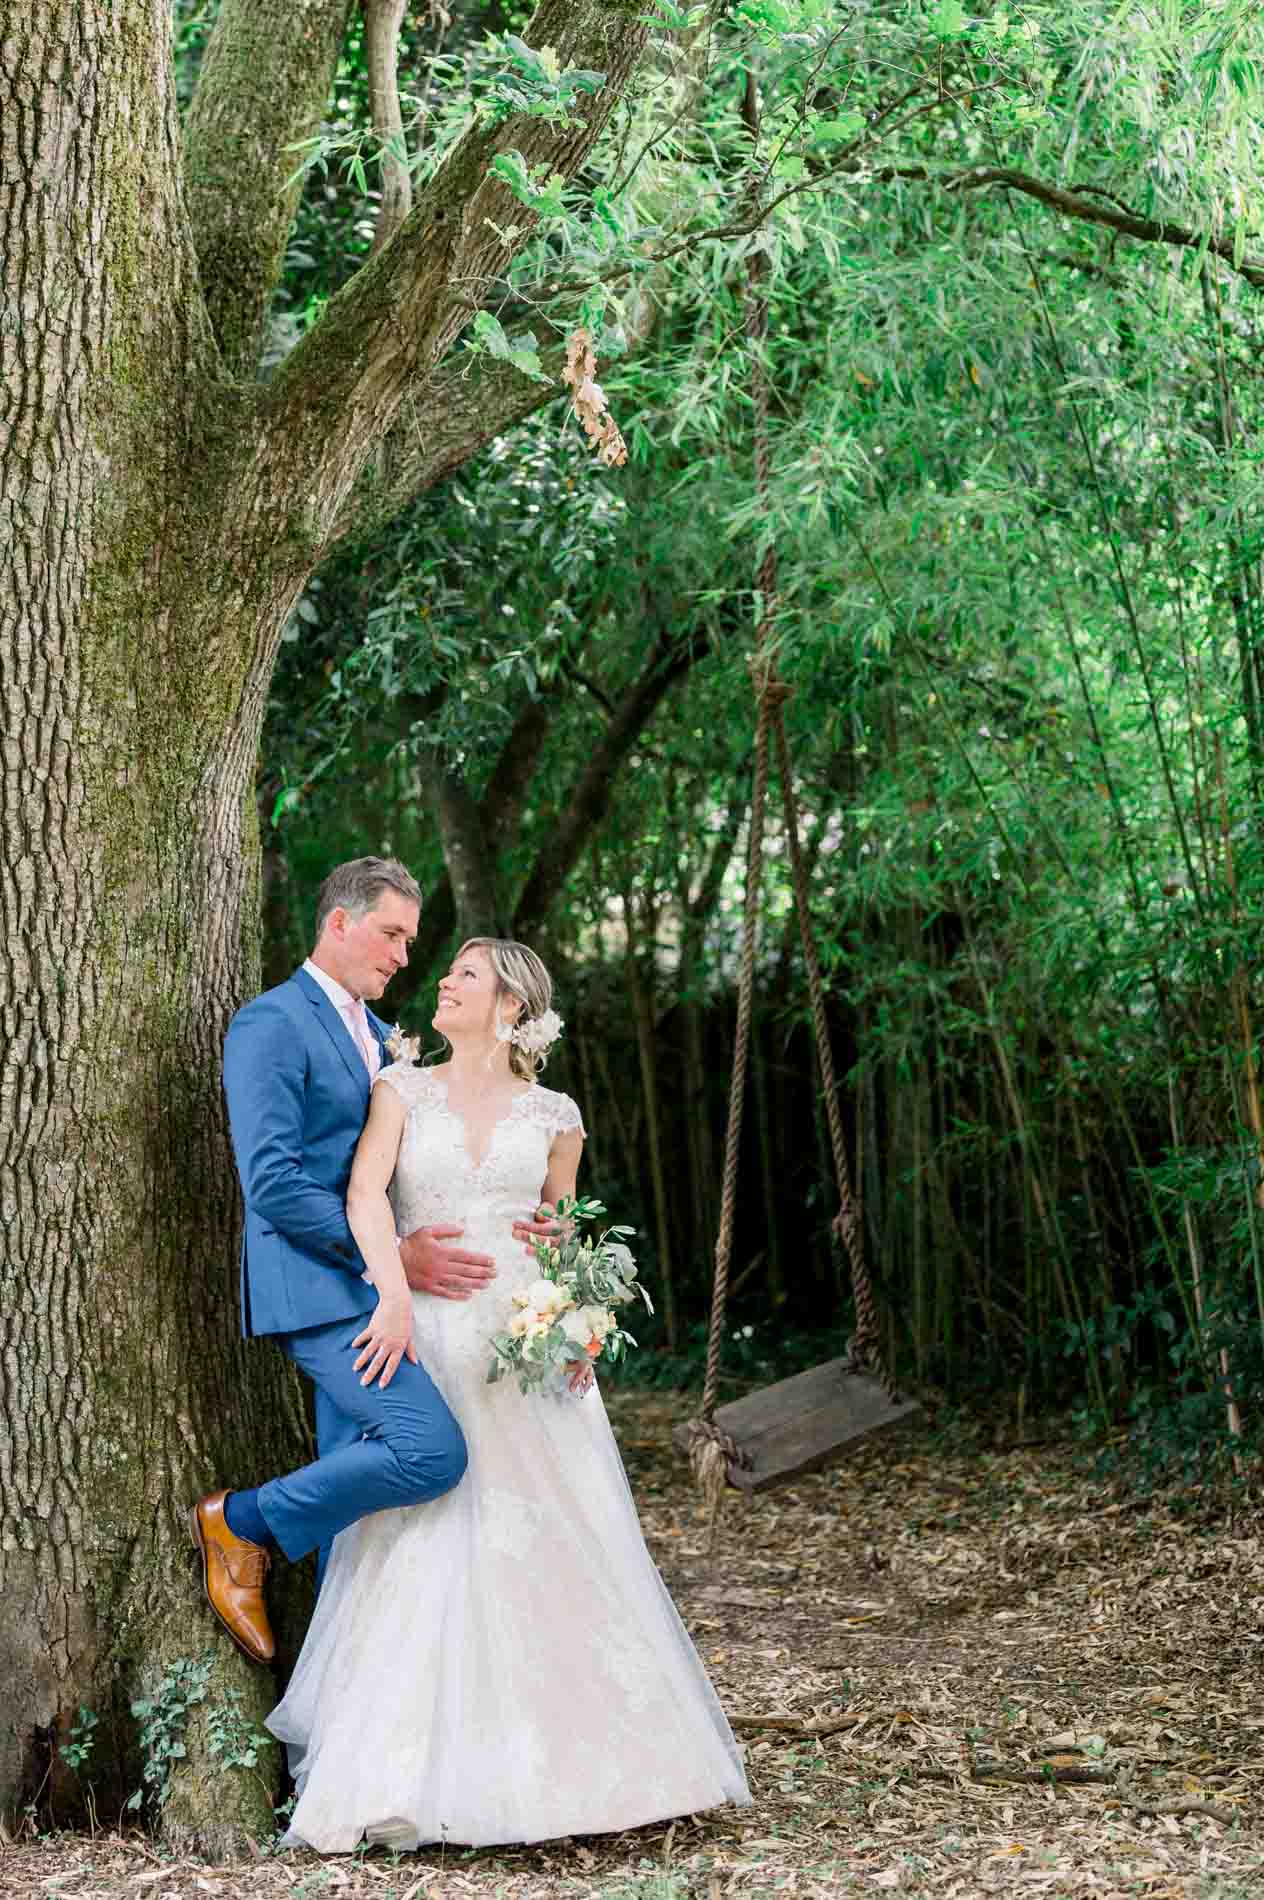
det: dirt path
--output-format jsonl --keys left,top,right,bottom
{"left": 5, "top": 1391, "right": 1262, "bottom": 1897}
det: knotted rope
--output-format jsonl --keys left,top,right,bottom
{"left": 685, "top": 209, "right": 776, "bottom": 1512}
{"left": 688, "top": 125, "right": 895, "bottom": 1512}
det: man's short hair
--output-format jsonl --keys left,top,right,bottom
{"left": 314, "top": 856, "right": 422, "bottom": 943}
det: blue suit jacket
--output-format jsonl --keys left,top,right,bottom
{"left": 223, "top": 967, "right": 393, "bottom": 1338}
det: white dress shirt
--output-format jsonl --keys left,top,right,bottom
{"left": 302, "top": 958, "right": 381, "bottom": 1079}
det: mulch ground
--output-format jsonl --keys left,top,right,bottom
{"left": 5, "top": 1389, "right": 1262, "bottom": 1898}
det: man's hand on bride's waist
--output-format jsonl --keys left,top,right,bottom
{"left": 399, "top": 1224, "right": 497, "bottom": 1301}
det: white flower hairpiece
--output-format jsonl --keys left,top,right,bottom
{"left": 385, "top": 1023, "right": 421, "bottom": 1064}
{"left": 496, "top": 1007, "right": 564, "bottom": 1055}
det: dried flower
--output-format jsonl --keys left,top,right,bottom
{"left": 562, "top": 328, "right": 628, "bottom": 468}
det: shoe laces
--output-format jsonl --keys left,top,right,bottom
{"left": 234, "top": 1546, "right": 269, "bottom": 1590}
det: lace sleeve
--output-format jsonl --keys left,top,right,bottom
{"left": 518, "top": 1087, "right": 587, "bottom": 1140}
{"left": 375, "top": 1061, "right": 432, "bottom": 1112}
{"left": 548, "top": 1090, "right": 586, "bottom": 1141}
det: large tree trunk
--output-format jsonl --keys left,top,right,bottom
{"left": 0, "top": 10, "right": 310, "bottom": 1850}
{"left": 0, "top": 0, "right": 651, "bottom": 1848}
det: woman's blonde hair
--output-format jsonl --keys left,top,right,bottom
{"left": 458, "top": 937, "right": 555, "bottom": 1080}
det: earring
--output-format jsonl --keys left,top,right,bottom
{"left": 494, "top": 1016, "right": 514, "bottom": 1044}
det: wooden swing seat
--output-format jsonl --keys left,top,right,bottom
{"left": 674, "top": 1358, "right": 919, "bottom": 1492}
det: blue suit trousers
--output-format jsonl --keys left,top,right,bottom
{"left": 257, "top": 1316, "right": 467, "bottom": 1564}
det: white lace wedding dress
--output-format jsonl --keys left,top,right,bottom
{"left": 268, "top": 1064, "right": 750, "bottom": 1852}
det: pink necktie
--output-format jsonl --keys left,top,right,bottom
{"left": 345, "top": 999, "right": 376, "bottom": 1076}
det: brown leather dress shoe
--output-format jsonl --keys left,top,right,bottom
{"left": 190, "top": 1490, "right": 275, "bottom": 1665}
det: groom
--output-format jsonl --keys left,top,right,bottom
{"left": 193, "top": 856, "right": 496, "bottom": 1664}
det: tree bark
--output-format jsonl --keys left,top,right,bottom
{"left": 423, "top": 750, "right": 504, "bottom": 940}
{"left": 0, "top": 8, "right": 309, "bottom": 1847}
{"left": 183, "top": 0, "right": 353, "bottom": 372}
{"left": 397, "top": 690, "right": 555, "bottom": 992}
{"left": 0, "top": 0, "right": 653, "bottom": 1846}
{"left": 330, "top": 275, "right": 661, "bottom": 551}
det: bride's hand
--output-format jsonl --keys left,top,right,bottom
{"left": 511, "top": 1201, "right": 575, "bottom": 1256}
{"left": 352, "top": 1294, "right": 419, "bottom": 1388}
{"left": 566, "top": 1356, "right": 594, "bottom": 1396}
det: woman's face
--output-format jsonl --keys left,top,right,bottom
{"left": 433, "top": 945, "right": 516, "bottom": 1044}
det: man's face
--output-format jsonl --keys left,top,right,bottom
{"left": 320, "top": 890, "right": 419, "bottom": 1001}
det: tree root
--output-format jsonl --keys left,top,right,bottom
{"left": 972, "top": 1763, "right": 1116, "bottom": 1786}
{"left": 899, "top": 1761, "right": 1244, "bottom": 1825}
{"left": 1111, "top": 1788, "right": 1243, "bottom": 1826}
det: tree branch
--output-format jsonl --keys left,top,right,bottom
{"left": 393, "top": 690, "right": 556, "bottom": 1000}
{"left": 570, "top": 668, "right": 618, "bottom": 716}
{"left": 421, "top": 750, "right": 503, "bottom": 940}
{"left": 481, "top": 694, "right": 556, "bottom": 837}
{"left": 551, "top": 145, "right": 1264, "bottom": 308}
{"left": 940, "top": 165, "right": 1264, "bottom": 290}
{"left": 325, "top": 277, "right": 660, "bottom": 555}
{"left": 247, "top": 0, "right": 652, "bottom": 573}
{"left": 183, "top": 0, "right": 353, "bottom": 373}
{"left": 326, "top": 351, "right": 569, "bottom": 552}
{"left": 631, "top": 155, "right": 1264, "bottom": 292}
{"left": 513, "top": 632, "right": 701, "bottom": 939}
{"left": 363, "top": 0, "right": 413, "bottom": 256}
{"left": 394, "top": 606, "right": 678, "bottom": 997}
{"left": 1051, "top": 250, "right": 1129, "bottom": 290}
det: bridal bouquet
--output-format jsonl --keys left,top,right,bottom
{"left": 487, "top": 1197, "right": 651, "bottom": 1394}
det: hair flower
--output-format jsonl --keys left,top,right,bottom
{"left": 510, "top": 1008, "right": 563, "bottom": 1056}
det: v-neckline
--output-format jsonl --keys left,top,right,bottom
{"left": 429, "top": 1071, "right": 534, "bottom": 1171}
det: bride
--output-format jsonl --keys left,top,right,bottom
{"left": 267, "top": 936, "right": 751, "bottom": 1851}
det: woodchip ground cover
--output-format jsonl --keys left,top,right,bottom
{"left": 5, "top": 1391, "right": 1261, "bottom": 1899}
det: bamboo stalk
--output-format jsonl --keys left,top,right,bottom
{"left": 1167, "top": 1074, "right": 1241, "bottom": 1457}
{"left": 963, "top": 920, "right": 1109, "bottom": 1421}
{"left": 625, "top": 905, "right": 679, "bottom": 1350}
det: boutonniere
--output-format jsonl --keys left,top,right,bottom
{"left": 385, "top": 1023, "right": 421, "bottom": 1064}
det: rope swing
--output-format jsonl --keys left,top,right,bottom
{"left": 683, "top": 98, "right": 912, "bottom": 1516}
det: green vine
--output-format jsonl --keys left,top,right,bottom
{"left": 126, "top": 1653, "right": 275, "bottom": 1815}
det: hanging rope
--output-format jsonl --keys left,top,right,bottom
{"left": 687, "top": 92, "right": 896, "bottom": 1509}
{"left": 685, "top": 158, "right": 775, "bottom": 1511}
{"left": 771, "top": 706, "right": 897, "bottom": 1397}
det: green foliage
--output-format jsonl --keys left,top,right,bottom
{"left": 128, "top": 1654, "right": 214, "bottom": 1814}
{"left": 483, "top": 36, "right": 606, "bottom": 127}
{"left": 469, "top": 308, "right": 549, "bottom": 382}
{"left": 127, "top": 1654, "right": 274, "bottom": 1815}
{"left": 487, "top": 1195, "right": 650, "bottom": 1391}
{"left": 259, "top": 0, "right": 1264, "bottom": 1430}
{"left": 488, "top": 150, "right": 572, "bottom": 220}
{"left": 59, "top": 1707, "right": 99, "bottom": 1776}
{"left": 205, "top": 1688, "right": 276, "bottom": 1774}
